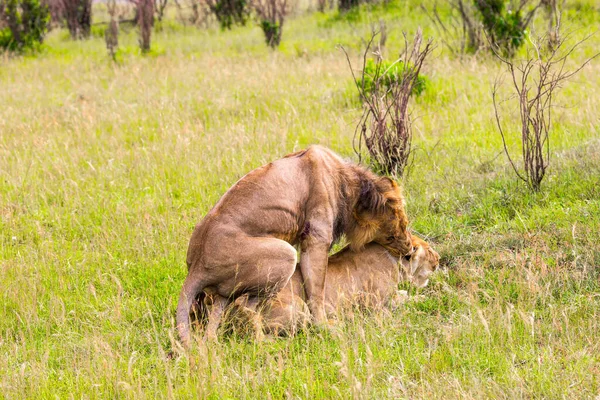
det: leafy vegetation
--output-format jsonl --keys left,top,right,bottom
{"left": 0, "top": 0, "right": 49, "bottom": 51}
{"left": 473, "top": 0, "right": 537, "bottom": 56}
{"left": 208, "top": 0, "right": 249, "bottom": 30}
{"left": 358, "top": 58, "right": 429, "bottom": 98}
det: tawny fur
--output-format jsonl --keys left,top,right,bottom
{"left": 211, "top": 235, "right": 440, "bottom": 337}
{"left": 177, "top": 145, "right": 412, "bottom": 346}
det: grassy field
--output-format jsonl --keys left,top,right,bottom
{"left": 1, "top": 0, "right": 600, "bottom": 398}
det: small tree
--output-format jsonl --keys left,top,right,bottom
{"left": 425, "top": 0, "right": 540, "bottom": 57}
{"left": 475, "top": 0, "right": 540, "bottom": 57}
{"left": 61, "top": 0, "right": 91, "bottom": 39}
{"left": 250, "top": 0, "right": 288, "bottom": 48}
{"left": 173, "top": 0, "right": 212, "bottom": 26}
{"left": 43, "top": 0, "right": 65, "bottom": 29}
{"left": 203, "top": 0, "right": 248, "bottom": 29}
{"left": 316, "top": 0, "right": 331, "bottom": 12}
{"left": 345, "top": 29, "right": 434, "bottom": 177}
{"left": 130, "top": 0, "right": 153, "bottom": 52}
{"left": 104, "top": 0, "right": 118, "bottom": 61}
{"left": 0, "top": 0, "right": 49, "bottom": 51}
{"left": 155, "top": 0, "right": 167, "bottom": 22}
{"left": 338, "top": 0, "right": 358, "bottom": 11}
{"left": 492, "top": 33, "right": 598, "bottom": 191}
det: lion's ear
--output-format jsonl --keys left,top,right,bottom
{"left": 357, "top": 177, "right": 387, "bottom": 215}
{"left": 380, "top": 176, "right": 398, "bottom": 188}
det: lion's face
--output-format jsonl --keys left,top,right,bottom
{"left": 372, "top": 214, "right": 412, "bottom": 258}
{"left": 352, "top": 177, "right": 412, "bottom": 257}
{"left": 400, "top": 237, "right": 440, "bottom": 288}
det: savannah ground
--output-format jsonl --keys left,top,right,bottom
{"left": 1, "top": 0, "right": 600, "bottom": 398}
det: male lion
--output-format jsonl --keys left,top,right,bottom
{"left": 200, "top": 235, "right": 440, "bottom": 337}
{"left": 177, "top": 146, "right": 412, "bottom": 346}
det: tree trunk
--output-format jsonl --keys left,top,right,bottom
{"left": 64, "top": 0, "right": 92, "bottom": 39}
{"left": 138, "top": 0, "right": 154, "bottom": 52}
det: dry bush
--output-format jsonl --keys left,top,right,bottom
{"left": 250, "top": 0, "right": 288, "bottom": 48}
{"left": 492, "top": 33, "right": 599, "bottom": 192}
{"left": 345, "top": 29, "right": 433, "bottom": 177}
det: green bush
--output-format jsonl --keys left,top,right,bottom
{"left": 210, "top": 0, "right": 249, "bottom": 30}
{"left": 338, "top": 0, "right": 359, "bottom": 11}
{"left": 474, "top": 0, "right": 532, "bottom": 56}
{"left": 358, "top": 58, "right": 429, "bottom": 99}
{"left": 0, "top": 0, "right": 49, "bottom": 51}
{"left": 260, "top": 20, "right": 281, "bottom": 48}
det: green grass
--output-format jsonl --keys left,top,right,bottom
{"left": 1, "top": 1, "right": 600, "bottom": 398}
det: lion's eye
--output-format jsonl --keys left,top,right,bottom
{"left": 386, "top": 236, "right": 396, "bottom": 243}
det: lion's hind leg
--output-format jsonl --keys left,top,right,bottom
{"left": 216, "top": 237, "right": 297, "bottom": 300}
{"left": 204, "top": 292, "right": 228, "bottom": 341}
{"left": 208, "top": 237, "right": 297, "bottom": 339}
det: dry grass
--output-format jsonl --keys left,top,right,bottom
{"left": 1, "top": 0, "right": 600, "bottom": 398}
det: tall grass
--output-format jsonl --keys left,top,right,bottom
{"left": 1, "top": 0, "right": 599, "bottom": 397}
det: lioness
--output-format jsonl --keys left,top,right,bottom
{"left": 200, "top": 235, "right": 440, "bottom": 336}
{"left": 259, "top": 235, "right": 440, "bottom": 335}
{"left": 177, "top": 146, "right": 412, "bottom": 346}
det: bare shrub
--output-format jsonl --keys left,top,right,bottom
{"left": 492, "top": 33, "right": 599, "bottom": 191}
{"left": 250, "top": 0, "right": 288, "bottom": 48}
{"left": 344, "top": 29, "right": 434, "bottom": 177}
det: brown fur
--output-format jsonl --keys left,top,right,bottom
{"left": 177, "top": 145, "right": 411, "bottom": 346}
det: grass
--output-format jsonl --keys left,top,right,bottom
{"left": 1, "top": 0, "right": 600, "bottom": 398}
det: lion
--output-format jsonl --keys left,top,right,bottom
{"left": 177, "top": 145, "right": 412, "bottom": 346}
{"left": 199, "top": 234, "right": 440, "bottom": 337}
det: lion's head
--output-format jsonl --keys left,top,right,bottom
{"left": 400, "top": 235, "right": 440, "bottom": 288}
{"left": 348, "top": 174, "right": 411, "bottom": 257}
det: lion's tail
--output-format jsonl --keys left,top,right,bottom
{"left": 176, "top": 273, "right": 207, "bottom": 348}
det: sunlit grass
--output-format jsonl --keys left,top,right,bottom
{"left": 1, "top": 0, "right": 599, "bottom": 397}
